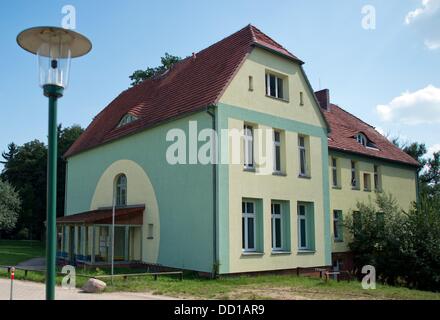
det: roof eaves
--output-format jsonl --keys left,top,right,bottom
{"left": 329, "top": 146, "right": 420, "bottom": 168}
{"left": 252, "top": 42, "right": 304, "bottom": 65}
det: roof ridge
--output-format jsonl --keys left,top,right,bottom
{"left": 250, "top": 24, "right": 297, "bottom": 58}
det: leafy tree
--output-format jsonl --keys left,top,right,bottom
{"left": 57, "top": 125, "right": 84, "bottom": 217}
{"left": 129, "top": 53, "right": 182, "bottom": 86}
{"left": 346, "top": 192, "right": 440, "bottom": 291}
{"left": 0, "top": 179, "right": 21, "bottom": 234}
{"left": 0, "top": 125, "right": 84, "bottom": 240}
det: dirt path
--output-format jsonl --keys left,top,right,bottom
{"left": 0, "top": 278, "right": 177, "bottom": 300}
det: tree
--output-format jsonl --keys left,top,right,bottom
{"left": 0, "top": 125, "right": 84, "bottom": 240}
{"left": 129, "top": 53, "right": 182, "bottom": 86}
{"left": 57, "top": 125, "right": 84, "bottom": 217}
{"left": 0, "top": 179, "right": 21, "bottom": 233}
{"left": 0, "top": 143, "right": 17, "bottom": 165}
{"left": 346, "top": 192, "right": 440, "bottom": 291}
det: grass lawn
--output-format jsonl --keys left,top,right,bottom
{"left": 1, "top": 266, "right": 440, "bottom": 300}
{"left": 0, "top": 240, "right": 45, "bottom": 266}
{"left": 1, "top": 240, "right": 439, "bottom": 300}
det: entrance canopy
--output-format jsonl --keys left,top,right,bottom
{"left": 57, "top": 205, "right": 144, "bottom": 225}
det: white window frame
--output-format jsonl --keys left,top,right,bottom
{"left": 351, "top": 161, "right": 357, "bottom": 188}
{"left": 333, "top": 210, "right": 343, "bottom": 241}
{"left": 243, "top": 125, "right": 254, "bottom": 169}
{"left": 242, "top": 201, "right": 256, "bottom": 252}
{"left": 364, "top": 173, "right": 371, "bottom": 191}
{"left": 374, "top": 165, "right": 380, "bottom": 190}
{"left": 299, "top": 136, "right": 307, "bottom": 176}
{"left": 116, "top": 174, "right": 127, "bottom": 206}
{"left": 266, "top": 73, "right": 284, "bottom": 99}
{"left": 332, "top": 157, "right": 338, "bottom": 187}
{"left": 356, "top": 133, "right": 367, "bottom": 146}
{"left": 271, "top": 202, "right": 283, "bottom": 251}
{"left": 298, "top": 204, "right": 308, "bottom": 250}
{"left": 273, "top": 130, "right": 281, "bottom": 173}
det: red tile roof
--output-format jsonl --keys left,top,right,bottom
{"left": 56, "top": 205, "right": 144, "bottom": 225}
{"left": 323, "top": 104, "right": 419, "bottom": 167}
{"left": 65, "top": 25, "right": 301, "bottom": 158}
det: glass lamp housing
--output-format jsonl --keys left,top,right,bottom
{"left": 17, "top": 26, "right": 92, "bottom": 89}
{"left": 37, "top": 42, "right": 71, "bottom": 88}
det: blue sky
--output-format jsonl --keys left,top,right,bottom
{"left": 1, "top": 0, "right": 439, "bottom": 167}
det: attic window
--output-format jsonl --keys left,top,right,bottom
{"left": 117, "top": 114, "right": 138, "bottom": 128}
{"left": 355, "top": 133, "right": 379, "bottom": 149}
{"left": 355, "top": 133, "right": 367, "bottom": 146}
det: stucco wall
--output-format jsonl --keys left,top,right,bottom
{"left": 217, "top": 46, "right": 331, "bottom": 273}
{"left": 65, "top": 111, "right": 215, "bottom": 273}
{"left": 329, "top": 151, "right": 417, "bottom": 253}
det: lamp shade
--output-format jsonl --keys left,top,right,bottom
{"left": 17, "top": 26, "right": 92, "bottom": 88}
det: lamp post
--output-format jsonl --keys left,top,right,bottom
{"left": 17, "top": 26, "right": 91, "bottom": 300}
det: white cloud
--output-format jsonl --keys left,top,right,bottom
{"left": 376, "top": 85, "right": 440, "bottom": 125}
{"left": 405, "top": 0, "right": 440, "bottom": 50}
{"left": 426, "top": 143, "right": 440, "bottom": 158}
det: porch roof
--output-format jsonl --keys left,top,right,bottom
{"left": 57, "top": 205, "right": 145, "bottom": 225}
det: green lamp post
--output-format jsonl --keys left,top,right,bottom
{"left": 17, "top": 27, "right": 91, "bottom": 300}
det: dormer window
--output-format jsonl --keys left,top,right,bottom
{"left": 355, "top": 133, "right": 367, "bottom": 146}
{"left": 117, "top": 113, "right": 138, "bottom": 128}
{"left": 354, "top": 132, "right": 379, "bottom": 149}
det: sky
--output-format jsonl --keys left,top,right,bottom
{"left": 0, "top": 0, "right": 439, "bottom": 168}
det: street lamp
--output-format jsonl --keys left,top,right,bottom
{"left": 17, "top": 26, "right": 91, "bottom": 300}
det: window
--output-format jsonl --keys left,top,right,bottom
{"left": 333, "top": 210, "right": 343, "bottom": 241}
{"left": 266, "top": 73, "right": 284, "bottom": 99}
{"left": 147, "top": 224, "right": 154, "bottom": 239}
{"left": 331, "top": 157, "right": 338, "bottom": 187}
{"left": 271, "top": 203, "right": 283, "bottom": 251}
{"left": 242, "top": 201, "right": 256, "bottom": 252}
{"left": 273, "top": 131, "right": 281, "bottom": 173}
{"left": 115, "top": 174, "right": 127, "bottom": 206}
{"left": 300, "top": 91, "right": 304, "bottom": 106}
{"left": 298, "top": 204, "right": 308, "bottom": 249}
{"left": 299, "top": 136, "right": 308, "bottom": 176}
{"left": 374, "top": 165, "right": 381, "bottom": 190}
{"left": 243, "top": 125, "right": 254, "bottom": 169}
{"left": 355, "top": 133, "right": 367, "bottom": 146}
{"left": 117, "top": 113, "right": 138, "bottom": 128}
{"left": 363, "top": 173, "right": 371, "bottom": 191}
{"left": 351, "top": 161, "right": 358, "bottom": 188}
{"left": 248, "top": 76, "right": 254, "bottom": 91}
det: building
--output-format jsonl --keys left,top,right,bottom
{"left": 57, "top": 25, "right": 419, "bottom": 275}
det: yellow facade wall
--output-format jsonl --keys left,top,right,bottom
{"left": 225, "top": 118, "right": 327, "bottom": 273}
{"left": 90, "top": 159, "right": 160, "bottom": 264}
{"left": 329, "top": 151, "right": 417, "bottom": 253}
{"left": 219, "top": 47, "right": 330, "bottom": 273}
{"left": 220, "top": 47, "right": 327, "bottom": 128}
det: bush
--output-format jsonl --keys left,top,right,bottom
{"left": 346, "top": 192, "right": 440, "bottom": 291}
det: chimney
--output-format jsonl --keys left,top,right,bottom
{"left": 315, "top": 89, "right": 330, "bottom": 111}
{"left": 192, "top": 52, "right": 197, "bottom": 60}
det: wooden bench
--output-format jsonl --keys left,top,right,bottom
{"left": 324, "top": 271, "right": 341, "bottom": 282}
{"left": 314, "top": 268, "right": 328, "bottom": 278}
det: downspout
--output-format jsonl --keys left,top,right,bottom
{"left": 207, "top": 105, "right": 218, "bottom": 278}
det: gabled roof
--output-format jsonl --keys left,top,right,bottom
{"left": 65, "top": 25, "right": 302, "bottom": 158}
{"left": 323, "top": 104, "right": 419, "bottom": 167}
